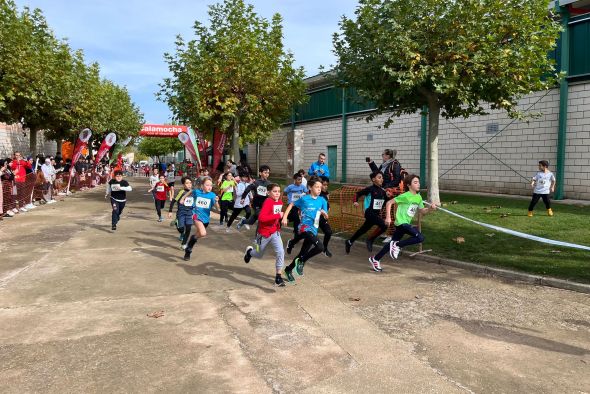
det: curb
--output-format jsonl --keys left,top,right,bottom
{"left": 412, "top": 254, "right": 590, "bottom": 294}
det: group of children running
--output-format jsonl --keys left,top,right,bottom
{"left": 106, "top": 160, "right": 441, "bottom": 287}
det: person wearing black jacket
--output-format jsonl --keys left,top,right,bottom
{"left": 105, "top": 170, "right": 132, "bottom": 230}
{"left": 237, "top": 165, "right": 270, "bottom": 230}
{"left": 367, "top": 149, "right": 402, "bottom": 188}
{"left": 345, "top": 172, "right": 391, "bottom": 254}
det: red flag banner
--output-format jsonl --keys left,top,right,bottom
{"left": 197, "top": 130, "right": 209, "bottom": 169}
{"left": 212, "top": 129, "right": 226, "bottom": 171}
{"left": 178, "top": 132, "right": 199, "bottom": 164}
{"left": 72, "top": 128, "right": 92, "bottom": 166}
{"left": 94, "top": 133, "right": 117, "bottom": 165}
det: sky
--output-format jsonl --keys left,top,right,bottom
{"left": 14, "top": 0, "right": 359, "bottom": 124}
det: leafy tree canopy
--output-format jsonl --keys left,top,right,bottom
{"left": 137, "top": 137, "right": 183, "bottom": 160}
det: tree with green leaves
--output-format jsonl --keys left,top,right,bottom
{"left": 333, "top": 0, "right": 561, "bottom": 203}
{"left": 137, "top": 137, "right": 183, "bottom": 162}
{"left": 159, "top": 0, "right": 307, "bottom": 160}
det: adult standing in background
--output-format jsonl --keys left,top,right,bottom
{"left": 367, "top": 149, "right": 403, "bottom": 188}
{"left": 10, "top": 152, "right": 32, "bottom": 212}
{"left": 41, "top": 158, "right": 57, "bottom": 204}
{"left": 308, "top": 153, "right": 330, "bottom": 180}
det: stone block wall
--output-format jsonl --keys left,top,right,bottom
{"left": 0, "top": 123, "right": 57, "bottom": 159}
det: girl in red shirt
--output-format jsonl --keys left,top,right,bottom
{"left": 243, "top": 183, "right": 286, "bottom": 286}
{"left": 148, "top": 174, "right": 170, "bottom": 222}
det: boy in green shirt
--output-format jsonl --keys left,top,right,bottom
{"left": 369, "top": 174, "right": 437, "bottom": 271}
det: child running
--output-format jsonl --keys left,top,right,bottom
{"left": 168, "top": 176, "right": 194, "bottom": 249}
{"left": 281, "top": 177, "right": 328, "bottom": 283}
{"left": 219, "top": 171, "right": 236, "bottom": 225}
{"left": 243, "top": 183, "right": 286, "bottom": 287}
{"left": 345, "top": 172, "right": 391, "bottom": 254}
{"left": 148, "top": 174, "right": 170, "bottom": 222}
{"left": 528, "top": 160, "right": 556, "bottom": 217}
{"left": 105, "top": 170, "right": 132, "bottom": 231}
{"left": 181, "top": 176, "right": 219, "bottom": 261}
{"left": 283, "top": 172, "right": 307, "bottom": 235}
{"left": 285, "top": 175, "right": 333, "bottom": 257}
{"left": 226, "top": 172, "right": 252, "bottom": 232}
{"left": 237, "top": 165, "right": 270, "bottom": 230}
{"left": 369, "top": 174, "right": 436, "bottom": 271}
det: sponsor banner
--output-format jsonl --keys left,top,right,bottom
{"left": 212, "top": 129, "right": 226, "bottom": 171}
{"left": 94, "top": 133, "right": 117, "bottom": 165}
{"left": 109, "top": 136, "right": 132, "bottom": 165}
{"left": 197, "top": 130, "right": 209, "bottom": 168}
{"left": 178, "top": 132, "right": 199, "bottom": 164}
{"left": 72, "top": 128, "right": 92, "bottom": 166}
{"left": 139, "top": 124, "right": 188, "bottom": 137}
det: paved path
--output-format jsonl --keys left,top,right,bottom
{"left": 1, "top": 178, "right": 589, "bottom": 393}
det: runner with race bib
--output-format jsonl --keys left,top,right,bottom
{"left": 369, "top": 174, "right": 437, "bottom": 271}
{"left": 281, "top": 178, "right": 328, "bottom": 283}
{"left": 237, "top": 165, "right": 270, "bottom": 231}
{"left": 283, "top": 173, "right": 307, "bottom": 236}
{"left": 345, "top": 172, "right": 392, "bottom": 255}
{"left": 180, "top": 176, "right": 219, "bottom": 261}
{"left": 168, "top": 176, "right": 195, "bottom": 249}
{"left": 148, "top": 174, "right": 170, "bottom": 222}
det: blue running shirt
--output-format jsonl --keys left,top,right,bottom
{"left": 293, "top": 194, "right": 328, "bottom": 236}
{"left": 284, "top": 183, "right": 307, "bottom": 204}
{"left": 191, "top": 189, "right": 217, "bottom": 224}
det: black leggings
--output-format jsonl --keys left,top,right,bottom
{"left": 349, "top": 213, "right": 387, "bottom": 243}
{"left": 528, "top": 193, "right": 551, "bottom": 211}
{"left": 186, "top": 222, "right": 209, "bottom": 253}
{"left": 243, "top": 206, "right": 261, "bottom": 225}
{"left": 154, "top": 199, "right": 166, "bottom": 217}
{"left": 319, "top": 217, "right": 332, "bottom": 249}
{"left": 227, "top": 206, "right": 251, "bottom": 227}
{"left": 375, "top": 224, "right": 424, "bottom": 260}
{"left": 111, "top": 199, "right": 126, "bottom": 226}
{"left": 286, "top": 232, "right": 324, "bottom": 270}
{"left": 287, "top": 207, "right": 301, "bottom": 234}
{"left": 219, "top": 200, "right": 232, "bottom": 224}
{"left": 181, "top": 224, "right": 191, "bottom": 245}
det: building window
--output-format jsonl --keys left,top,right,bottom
{"left": 486, "top": 123, "right": 499, "bottom": 135}
{"left": 311, "top": 138, "right": 316, "bottom": 145}
{"left": 367, "top": 134, "right": 373, "bottom": 141}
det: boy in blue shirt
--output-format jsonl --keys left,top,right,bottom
{"left": 281, "top": 178, "right": 328, "bottom": 282}
{"left": 180, "top": 176, "right": 219, "bottom": 261}
{"left": 283, "top": 173, "right": 307, "bottom": 235}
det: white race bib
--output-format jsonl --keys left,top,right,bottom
{"left": 256, "top": 186, "right": 267, "bottom": 196}
{"left": 273, "top": 205, "right": 282, "bottom": 215}
{"left": 156, "top": 185, "right": 165, "bottom": 192}
{"left": 195, "top": 197, "right": 211, "bottom": 209}
{"left": 110, "top": 184, "right": 121, "bottom": 192}
{"left": 373, "top": 199, "right": 384, "bottom": 210}
{"left": 407, "top": 204, "right": 418, "bottom": 217}
{"left": 291, "top": 193, "right": 303, "bottom": 202}
{"left": 183, "top": 197, "right": 194, "bottom": 207}
{"left": 313, "top": 211, "right": 321, "bottom": 228}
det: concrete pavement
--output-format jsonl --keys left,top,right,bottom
{"left": 1, "top": 177, "right": 588, "bottom": 393}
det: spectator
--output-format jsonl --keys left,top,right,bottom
{"left": 308, "top": 153, "right": 330, "bottom": 180}
{"left": 41, "top": 158, "right": 57, "bottom": 203}
{"left": 367, "top": 149, "right": 403, "bottom": 188}
{"left": 9, "top": 151, "right": 32, "bottom": 212}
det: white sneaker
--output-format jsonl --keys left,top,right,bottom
{"left": 25, "top": 203, "right": 35, "bottom": 209}
{"left": 19, "top": 207, "right": 28, "bottom": 212}
{"left": 225, "top": 227, "right": 234, "bottom": 233}
{"left": 389, "top": 241, "right": 400, "bottom": 259}
{"left": 383, "top": 236, "right": 392, "bottom": 243}
{"left": 369, "top": 256, "right": 382, "bottom": 272}
{"left": 57, "top": 192, "right": 66, "bottom": 196}
{"left": 244, "top": 223, "right": 250, "bottom": 230}
{"left": 5, "top": 210, "right": 14, "bottom": 217}
{"left": 47, "top": 200, "right": 57, "bottom": 204}
{"left": 12, "top": 208, "right": 19, "bottom": 214}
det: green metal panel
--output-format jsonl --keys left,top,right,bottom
{"left": 295, "top": 87, "right": 342, "bottom": 122}
{"left": 345, "top": 87, "right": 376, "bottom": 113}
{"left": 570, "top": 17, "right": 590, "bottom": 77}
{"left": 327, "top": 145, "right": 338, "bottom": 181}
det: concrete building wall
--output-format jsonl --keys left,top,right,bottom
{"left": 246, "top": 81, "right": 590, "bottom": 199}
{"left": 0, "top": 123, "right": 57, "bottom": 158}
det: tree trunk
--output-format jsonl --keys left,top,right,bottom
{"left": 426, "top": 98, "right": 441, "bottom": 205}
{"left": 231, "top": 117, "right": 240, "bottom": 162}
{"left": 56, "top": 139, "right": 63, "bottom": 157}
{"left": 29, "top": 127, "right": 38, "bottom": 158}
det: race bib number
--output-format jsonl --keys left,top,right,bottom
{"left": 156, "top": 185, "right": 165, "bottom": 192}
{"left": 292, "top": 193, "right": 303, "bottom": 202}
{"left": 539, "top": 179, "right": 546, "bottom": 185}
{"left": 373, "top": 199, "right": 384, "bottom": 210}
{"left": 195, "top": 197, "right": 211, "bottom": 209}
{"left": 110, "top": 184, "right": 121, "bottom": 192}
{"left": 256, "top": 186, "right": 267, "bottom": 196}
{"left": 407, "top": 204, "right": 418, "bottom": 217}
{"left": 273, "top": 205, "right": 282, "bottom": 215}
{"left": 183, "top": 197, "right": 194, "bottom": 207}
{"left": 313, "top": 211, "right": 321, "bottom": 228}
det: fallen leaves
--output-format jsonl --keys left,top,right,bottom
{"left": 453, "top": 237, "right": 465, "bottom": 244}
{"left": 348, "top": 297, "right": 361, "bottom": 302}
{"left": 147, "top": 310, "right": 165, "bottom": 319}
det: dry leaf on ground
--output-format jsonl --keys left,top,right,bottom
{"left": 147, "top": 310, "right": 165, "bottom": 318}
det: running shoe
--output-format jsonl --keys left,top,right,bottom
{"left": 294, "top": 258, "right": 305, "bottom": 276}
{"left": 383, "top": 236, "right": 392, "bottom": 243}
{"left": 111, "top": 225, "right": 117, "bottom": 231}
{"left": 345, "top": 240, "right": 352, "bottom": 254}
{"left": 158, "top": 217, "right": 163, "bottom": 222}
{"left": 225, "top": 227, "right": 234, "bottom": 233}
{"left": 389, "top": 241, "right": 401, "bottom": 259}
{"left": 286, "top": 239, "right": 294, "bottom": 254}
{"left": 46, "top": 200, "right": 57, "bottom": 204}
{"left": 244, "top": 246, "right": 253, "bottom": 263}
{"left": 284, "top": 267, "right": 295, "bottom": 282}
{"left": 275, "top": 275, "right": 286, "bottom": 287}
{"left": 369, "top": 256, "right": 382, "bottom": 272}
{"left": 25, "top": 203, "right": 35, "bottom": 209}
{"left": 178, "top": 234, "right": 184, "bottom": 241}
{"left": 366, "top": 238, "right": 373, "bottom": 252}
{"left": 19, "top": 207, "right": 28, "bottom": 212}
{"left": 236, "top": 218, "right": 244, "bottom": 230}
{"left": 180, "top": 244, "right": 187, "bottom": 250}
{"left": 324, "top": 248, "right": 332, "bottom": 258}
{"left": 244, "top": 223, "right": 250, "bottom": 230}
{"left": 5, "top": 210, "right": 14, "bottom": 217}
{"left": 183, "top": 251, "right": 191, "bottom": 261}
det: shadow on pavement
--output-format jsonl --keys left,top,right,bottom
{"left": 177, "top": 262, "right": 277, "bottom": 294}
